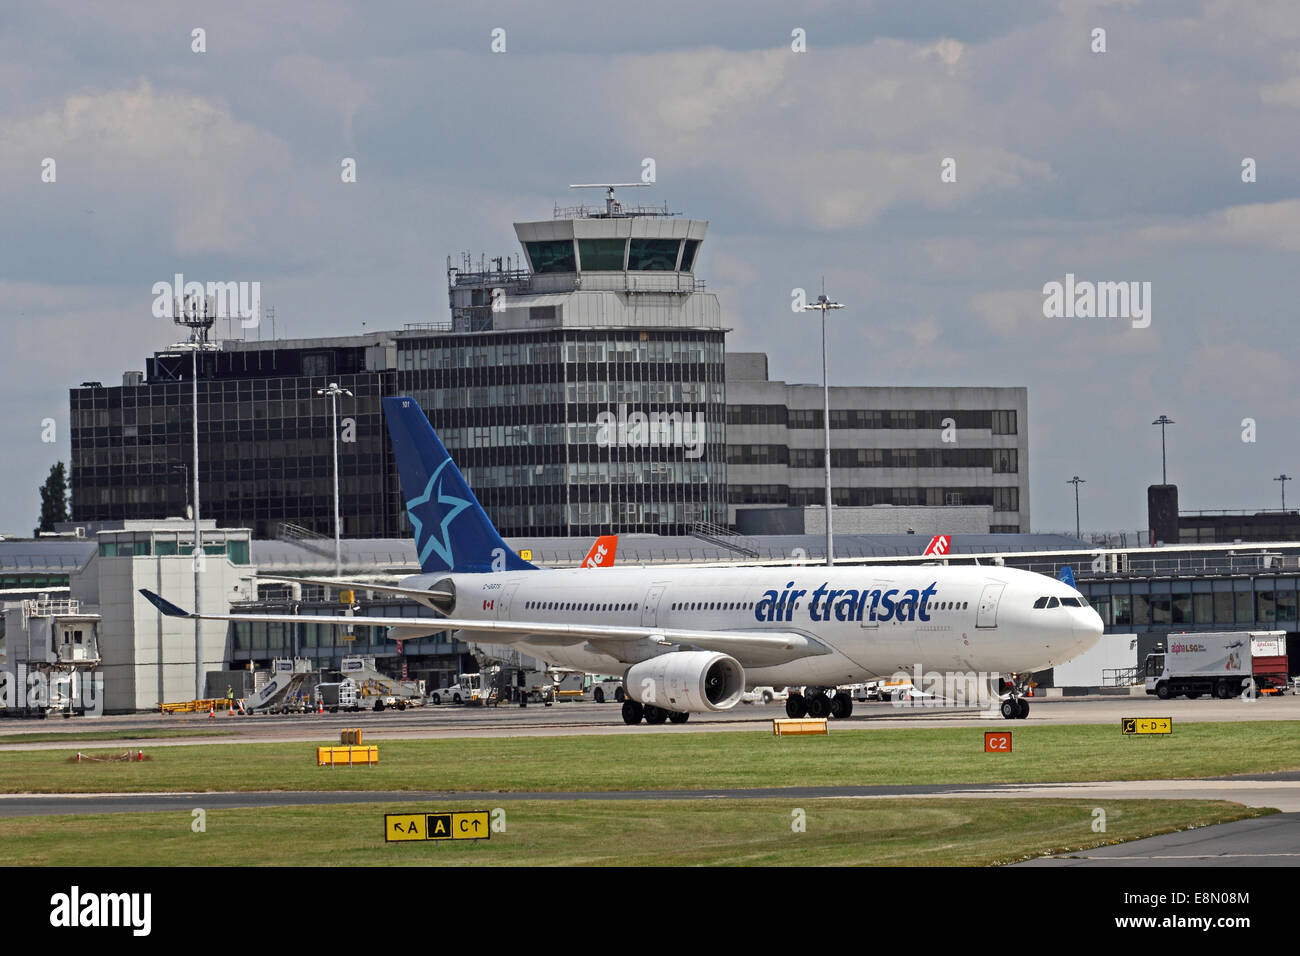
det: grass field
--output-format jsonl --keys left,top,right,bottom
{"left": 1, "top": 721, "right": 1297, "bottom": 794}
{"left": 0, "top": 799, "right": 1266, "bottom": 867}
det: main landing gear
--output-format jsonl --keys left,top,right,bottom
{"left": 784, "top": 689, "right": 853, "bottom": 720}
{"left": 621, "top": 699, "right": 690, "bottom": 725}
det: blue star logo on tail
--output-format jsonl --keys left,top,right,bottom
{"left": 406, "top": 459, "right": 472, "bottom": 571}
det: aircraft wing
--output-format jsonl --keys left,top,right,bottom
{"left": 256, "top": 574, "right": 454, "bottom": 607}
{"left": 139, "top": 589, "right": 827, "bottom": 668}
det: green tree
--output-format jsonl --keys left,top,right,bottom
{"left": 35, "top": 462, "right": 70, "bottom": 536}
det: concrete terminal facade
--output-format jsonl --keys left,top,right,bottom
{"left": 726, "top": 353, "right": 1029, "bottom": 533}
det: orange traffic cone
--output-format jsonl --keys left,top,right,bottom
{"left": 208, "top": 703, "right": 215, "bottom": 720}
{"left": 227, "top": 699, "right": 235, "bottom": 716}
{"left": 317, "top": 698, "right": 324, "bottom": 715}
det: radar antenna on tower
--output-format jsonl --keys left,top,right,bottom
{"left": 569, "top": 182, "right": 650, "bottom": 217}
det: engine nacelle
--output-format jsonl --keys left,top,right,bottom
{"left": 625, "top": 651, "right": 745, "bottom": 713}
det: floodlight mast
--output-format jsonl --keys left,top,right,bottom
{"left": 802, "top": 284, "right": 846, "bottom": 567}
{"left": 173, "top": 294, "right": 217, "bottom": 700}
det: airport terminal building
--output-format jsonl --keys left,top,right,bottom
{"left": 69, "top": 193, "right": 1026, "bottom": 542}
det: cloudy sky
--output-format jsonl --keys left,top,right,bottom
{"left": 2, "top": 0, "right": 1298, "bottom": 537}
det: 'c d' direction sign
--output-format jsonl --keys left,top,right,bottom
{"left": 1122, "top": 717, "right": 1173, "bottom": 735}
{"left": 385, "top": 811, "right": 491, "bottom": 842}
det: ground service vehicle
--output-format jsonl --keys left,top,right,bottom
{"left": 316, "top": 679, "right": 361, "bottom": 712}
{"left": 588, "top": 675, "right": 624, "bottom": 703}
{"left": 1144, "top": 631, "right": 1288, "bottom": 699}
{"left": 431, "top": 672, "right": 494, "bottom": 705}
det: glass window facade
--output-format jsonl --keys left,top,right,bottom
{"left": 524, "top": 240, "right": 576, "bottom": 273}
{"left": 577, "top": 239, "right": 626, "bottom": 271}
{"left": 71, "top": 347, "right": 402, "bottom": 540}
{"left": 627, "top": 239, "right": 681, "bottom": 271}
{"left": 397, "top": 328, "right": 727, "bottom": 536}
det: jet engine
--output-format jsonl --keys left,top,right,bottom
{"left": 624, "top": 651, "right": 745, "bottom": 712}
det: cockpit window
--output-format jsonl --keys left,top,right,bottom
{"left": 1060, "top": 596, "right": 1082, "bottom": 607}
{"left": 1046, "top": 597, "right": 1060, "bottom": 608}
{"left": 1033, "top": 596, "right": 1049, "bottom": 609}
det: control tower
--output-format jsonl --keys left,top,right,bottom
{"left": 422, "top": 185, "right": 726, "bottom": 536}
{"left": 447, "top": 184, "right": 715, "bottom": 332}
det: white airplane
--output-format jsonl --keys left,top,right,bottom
{"left": 141, "top": 396, "right": 1103, "bottom": 724}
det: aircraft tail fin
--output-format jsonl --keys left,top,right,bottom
{"left": 582, "top": 534, "right": 618, "bottom": 568}
{"left": 1058, "top": 565, "right": 1076, "bottom": 587}
{"left": 382, "top": 396, "right": 536, "bottom": 574}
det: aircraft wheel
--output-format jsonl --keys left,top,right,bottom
{"left": 785, "top": 694, "right": 807, "bottom": 718}
{"left": 1016, "top": 698, "right": 1030, "bottom": 719}
{"left": 643, "top": 704, "right": 668, "bottom": 725}
{"left": 668, "top": 711, "right": 689, "bottom": 724}
{"left": 806, "top": 692, "right": 831, "bottom": 719}
{"left": 1000, "top": 698, "right": 1019, "bottom": 720}
{"left": 621, "top": 700, "right": 644, "bottom": 725}
{"left": 829, "top": 693, "right": 853, "bottom": 719}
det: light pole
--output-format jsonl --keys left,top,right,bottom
{"left": 1067, "top": 476, "right": 1085, "bottom": 539}
{"left": 1275, "top": 474, "right": 1292, "bottom": 512}
{"left": 1151, "top": 415, "right": 1175, "bottom": 485}
{"left": 174, "top": 295, "right": 217, "bottom": 700}
{"left": 317, "top": 383, "right": 353, "bottom": 576}
{"left": 803, "top": 287, "right": 844, "bottom": 567}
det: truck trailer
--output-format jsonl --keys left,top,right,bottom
{"left": 1144, "top": 630, "right": 1289, "bottom": 699}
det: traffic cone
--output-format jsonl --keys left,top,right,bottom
{"left": 208, "top": 703, "right": 215, "bottom": 720}
{"left": 318, "top": 698, "right": 324, "bottom": 715}
{"left": 238, "top": 699, "right": 246, "bottom": 715}
{"left": 227, "top": 699, "right": 235, "bottom": 715}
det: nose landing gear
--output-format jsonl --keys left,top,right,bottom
{"left": 999, "top": 675, "right": 1031, "bottom": 719}
{"left": 1000, "top": 697, "right": 1029, "bottom": 719}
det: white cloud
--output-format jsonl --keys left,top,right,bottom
{"left": 1139, "top": 200, "right": 1300, "bottom": 253}
{"left": 970, "top": 288, "right": 1051, "bottom": 335}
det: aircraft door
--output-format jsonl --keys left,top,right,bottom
{"left": 641, "top": 585, "right": 667, "bottom": 627}
{"left": 859, "top": 581, "right": 890, "bottom": 629}
{"left": 975, "top": 582, "right": 1006, "bottom": 628}
{"left": 495, "top": 583, "right": 520, "bottom": 620}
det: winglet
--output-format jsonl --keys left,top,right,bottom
{"left": 139, "top": 589, "right": 193, "bottom": 618}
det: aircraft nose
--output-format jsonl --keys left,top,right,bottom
{"left": 1074, "top": 607, "right": 1104, "bottom": 653}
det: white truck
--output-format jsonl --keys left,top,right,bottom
{"left": 430, "top": 673, "right": 495, "bottom": 706}
{"left": 1143, "top": 631, "right": 1289, "bottom": 700}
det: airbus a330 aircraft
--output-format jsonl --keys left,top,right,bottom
{"left": 142, "top": 396, "right": 1103, "bottom": 724}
